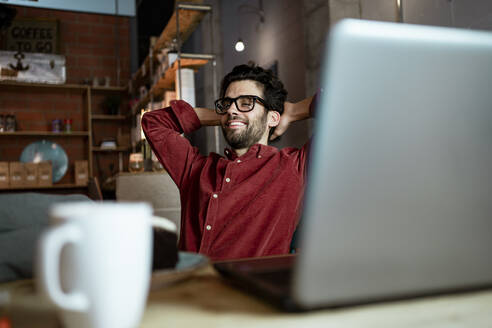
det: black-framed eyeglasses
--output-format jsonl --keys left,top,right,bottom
{"left": 214, "top": 95, "right": 269, "bottom": 115}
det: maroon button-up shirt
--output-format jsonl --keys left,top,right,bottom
{"left": 142, "top": 100, "right": 310, "bottom": 261}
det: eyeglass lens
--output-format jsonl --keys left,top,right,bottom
{"left": 217, "top": 96, "right": 257, "bottom": 113}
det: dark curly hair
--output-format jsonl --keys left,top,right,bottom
{"left": 219, "top": 63, "right": 287, "bottom": 115}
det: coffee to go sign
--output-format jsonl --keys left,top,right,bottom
{"left": 6, "top": 18, "right": 59, "bottom": 54}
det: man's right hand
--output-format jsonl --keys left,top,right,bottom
{"left": 270, "top": 96, "right": 313, "bottom": 141}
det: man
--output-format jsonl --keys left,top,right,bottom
{"left": 142, "top": 64, "right": 314, "bottom": 260}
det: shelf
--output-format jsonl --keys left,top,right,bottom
{"left": 91, "top": 86, "right": 127, "bottom": 92}
{"left": 0, "top": 183, "right": 88, "bottom": 191}
{"left": 92, "top": 147, "right": 130, "bottom": 152}
{"left": 0, "top": 80, "right": 88, "bottom": 91}
{"left": 117, "top": 171, "right": 168, "bottom": 177}
{"left": 0, "top": 131, "right": 90, "bottom": 136}
{"left": 155, "top": 55, "right": 212, "bottom": 90}
{"left": 132, "top": 3, "right": 211, "bottom": 86}
{"left": 132, "top": 55, "right": 212, "bottom": 113}
{"left": 154, "top": 4, "right": 212, "bottom": 52}
{"left": 91, "top": 115, "right": 126, "bottom": 120}
{"left": 0, "top": 81, "right": 126, "bottom": 93}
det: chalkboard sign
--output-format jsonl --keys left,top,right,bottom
{"left": 6, "top": 18, "right": 59, "bottom": 54}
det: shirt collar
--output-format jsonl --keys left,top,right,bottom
{"left": 224, "top": 144, "right": 277, "bottom": 161}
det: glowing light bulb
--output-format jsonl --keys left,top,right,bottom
{"left": 235, "top": 39, "right": 245, "bottom": 52}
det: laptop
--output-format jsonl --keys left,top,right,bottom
{"left": 214, "top": 19, "right": 492, "bottom": 312}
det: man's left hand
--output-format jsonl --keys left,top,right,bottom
{"left": 270, "top": 101, "right": 295, "bottom": 141}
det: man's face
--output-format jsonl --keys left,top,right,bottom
{"left": 220, "top": 80, "right": 270, "bottom": 150}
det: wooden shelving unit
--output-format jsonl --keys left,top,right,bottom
{"left": 91, "top": 86, "right": 127, "bottom": 92}
{"left": 0, "top": 183, "right": 87, "bottom": 191}
{"left": 0, "top": 80, "right": 130, "bottom": 192}
{"left": 131, "top": 3, "right": 210, "bottom": 87}
{"left": 132, "top": 55, "right": 211, "bottom": 113}
{"left": 0, "top": 80, "right": 91, "bottom": 191}
{"left": 0, "top": 80, "right": 88, "bottom": 91}
{"left": 124, "top": 1, "right": 217, "bottom": 177}
{"left": 92, "top": 147, "right": 129, "bottom": 152}
{"left": 130, "top": 2, "right": 215, "bottom": 114}
{"left": 0, "top": 131, "right": 90, "bottom": 136}
{"left": 88, "top": 85, "right": 130, "bottom": 190}
{"left": 91, "top": 115, "right": 126, "bottom": 120}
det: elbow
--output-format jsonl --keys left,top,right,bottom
{"left": 141, "top": 112, "right": 152, "bottom": 132}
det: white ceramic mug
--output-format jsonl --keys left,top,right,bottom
{"left": 36, "top": 202, "right": 175, "bottom": 328}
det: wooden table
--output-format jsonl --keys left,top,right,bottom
{"left": 2, "top": 265, "right": 492, "bottom": 328}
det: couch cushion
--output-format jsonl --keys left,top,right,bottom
{"left": 0, "top": 192, "right": 91, "bottom": 282}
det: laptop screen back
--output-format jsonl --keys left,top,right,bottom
{"left": 293, "top": 19, "right": 492, "bottom": 308}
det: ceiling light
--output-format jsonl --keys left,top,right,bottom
{"left": 235, "top": 39, "right": 245, "bottom": 52}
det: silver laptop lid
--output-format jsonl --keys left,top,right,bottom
{"left": 293, "top": 19, "right": 492, "bottom": 308}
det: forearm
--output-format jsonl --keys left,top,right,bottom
{"left": 194, "top": 107, "right": 222, "bottom": 126}
{"left": 142, "top": 100, "right": 201, "bottom": 141}
{"left": 287, "top": 96, "right": 313, "bottom": 122}
{"left": 270, "top": 95, "right": 315, "bottom": 140}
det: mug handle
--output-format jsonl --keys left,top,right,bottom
{"left": 37, "top": 224, "right": 89, "bottom": 312}
{"left": 151, "top": 215, "right": 177, "bottom": 233}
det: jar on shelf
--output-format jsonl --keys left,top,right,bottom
{"left": 151, "top": 151, "right": 165, "bottom": 172}
{"left": 64, "top": 118, "right": 72, "bottom": 132}
{"left": 5, "top": 114, "right": 16, "bottom": 132}
{"left": 129, "top": 153, "right": 144, "bottom": 173}
{"left": 52, "top": 119, "right": 62, "bottom": 132}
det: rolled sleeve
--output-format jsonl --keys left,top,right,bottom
{"left": 141, "top": 100, "right": 204, "bottom": 189}
{"left": 169, "top": 100, "right": 202, "bottom": 135}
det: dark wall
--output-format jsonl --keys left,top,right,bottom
{"left": 220, "top": 0, "right": 310, "bottom": 149}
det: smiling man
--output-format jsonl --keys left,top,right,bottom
{"left": 142, "top": 64, "right": 314, "bottom": 260}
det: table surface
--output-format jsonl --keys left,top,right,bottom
{"left": 2, "top": 265, "right": 492, "bottom": 328}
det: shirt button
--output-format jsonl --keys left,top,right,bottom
{"left": 212, "top": 193, "right": 218, "bottom": 198}
{"left": 225, "top": 178, "right": 231, "bottom": 183}
{"left": 258, "top": 155, "right": 262, "bottom": 159}
{"left": 206, "top": 225, "right": 212, "bottom": 231}
{"left": 237, "top": 159, "right": 241, "bottom": 163}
